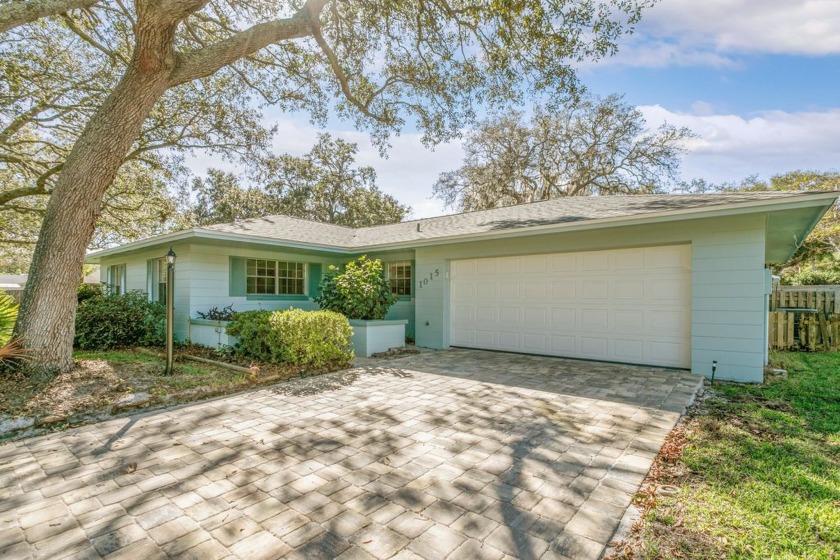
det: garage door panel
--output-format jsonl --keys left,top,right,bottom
{"left": 614, "top": 279, "right": 644, "bottom": 299}
{"left": 475, "top": 330, "right": 496, "bottom": 346}
{"left": 498, "top": 257, "right": 520, "bottom": 274}
{"left": 498, "top": 307, "right": 521, "bottom": 324}
{"left": 613, "top": 338, "right": 645, "bottom": 361}
{"left": 612, "top": 249, "right": 646, "bottom": 270}
{"left": 582, "top": 279, "right": 609, "bottom": 299}
{"left": 497, "top": 331, "right": 521, "bottom": 350}
{"left": 581, "top": 309, "right": 608, "bottom": 330}
{"left": 522, "top": 255, "right": 548, "bottom": 273}
{"left": 550, "top": 254, "right": 576, "bottom": 272}
{"left": 580, "top": 336, "right": 609, "bottom": 358}
{"left": 476, "top": 283, "right": 496, "bottom": 299}
{"left": 524, "top": 307, "right": 547, "bottom": 328}
{"left": 551, "top": 308, "right": 577, "bottom": 328}
{"left": 499, "top": 283, "right": 521, "bottom": 299}
{"left": 551, "top": 335, "right": 576, "bottom": 353}
{"left": 552, "top": 281, "right": 576, "bottom": 299}
{"left": 523, "top": 333, "right": 548, "bottom": 352}
{"left": 450, "top": 245, "right": 691, "bottom": 368}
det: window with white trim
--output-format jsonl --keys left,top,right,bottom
{"left": 109, "top": 264, "right": 126, "bottom": 295}
{"left": 246, "top": 259, "right": 305, "bottom": 295}
{"left": 387, "top": 261, "right": 412, "bottom": 296}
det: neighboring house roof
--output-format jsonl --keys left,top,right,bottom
{"left": 87, "top": 191, "right": 839, "bottom": 262}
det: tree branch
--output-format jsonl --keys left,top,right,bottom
{"left": 0, "top": 0, "right": 99, "bottom": 33}
{"left": 168, "top": 12, "right": 313, "bottom": 87}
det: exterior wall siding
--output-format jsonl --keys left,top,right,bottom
{"left": 415, "top": 214, "right": 767, "bottom": 382}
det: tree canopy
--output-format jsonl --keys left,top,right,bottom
{"left": 433, "top": 94, "right": 694, "bottom": 211}
{"left": 2, "top": 0, "right": 656, "bottom": 372}
{"left": 182, "top": 134, "right": 410, "bottom": 227}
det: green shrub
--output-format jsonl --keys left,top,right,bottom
{"left": 224, "top": 310, "right": 273, "bottom": 361}
{"left": 226, "top": 308, "right": 353, "bottom": 367}
{"left": 782, "top": 264, "right": 840, "bottom": 286}
{"left": 77, "top": 283, "right": 105, "bottom": 304}
{"left": 74, "top": 290, "right": 165, "bottom": 350}
{"left": 316, "top": 255, "right": 396, "bottom": 320}
{"left": 0, "top": 291, "right": 18, "bottom": 347}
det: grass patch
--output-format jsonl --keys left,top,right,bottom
{"left": 610, "top": 351, "right": 840, "bottom": 559}
{"left": 0, "top": 347, "right": 347, "bottom": 440}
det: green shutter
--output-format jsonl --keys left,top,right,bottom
{"left": 308, "top": 263, "right": 322, "bottom": 299}
{"left": 230, "top": 257, "right": 247, "bottom": 296}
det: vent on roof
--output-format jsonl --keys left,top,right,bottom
{"left": 417, "top": 223, "right": 421, "bottom": 232}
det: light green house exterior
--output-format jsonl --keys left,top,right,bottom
{"left": 87, "top": 192, "right": 838, "bottom": 383}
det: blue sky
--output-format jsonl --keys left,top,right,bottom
{"left": 187, "top": 0, "right": 840, "bottom": 218}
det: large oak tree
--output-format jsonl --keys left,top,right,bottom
{"left": 434, "top": 94, "right": 695, "bottom": 211}
{"left": 2, "top": 0, "right": 654, "bottom": 372}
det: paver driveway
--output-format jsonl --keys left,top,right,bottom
{"left": 1, "top": 349, "right": 702, "bottom": 560}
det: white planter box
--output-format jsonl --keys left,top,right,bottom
{"left": 188, "top": 319, "right": 234, "bottom": 348}
{"left": 349, "top": 319, "right": 407, "bottom": 357}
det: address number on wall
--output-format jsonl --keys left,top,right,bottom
{"left": 417, "top": 268, "right": 440, "bottom": 290}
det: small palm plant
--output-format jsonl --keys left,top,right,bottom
{"left": 0, "top": 292, "right": 18, "bottom": 346}
{"left": 0, "top": 292, "right": 25, "bottom": 365}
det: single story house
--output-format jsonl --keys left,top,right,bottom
{"left": 86, "top": 191, "right": 839, "bottom": 382}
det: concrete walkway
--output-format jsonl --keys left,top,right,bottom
{"left": 0, "top": 349, "right": 702, "bottom": 559}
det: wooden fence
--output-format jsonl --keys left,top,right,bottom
{"left": 768, "top": 289, "right": 840, "bottom": 351}
{"left": 769, "top": 290, "right": 837, "bottom": 314}
{"left": 768, "top": 311, "right": 840, "bottom": 351}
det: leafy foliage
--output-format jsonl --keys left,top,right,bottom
{"left": 196, "top": 304, "right": 237, "bottom": 321}
{"left": 226, "top": 309, "right": 352, "bottom": 367}
{"left": 182, "top": 134, "right": 410, "bottom": 228}
{"left": 265, "top": 134, "right": 410, "bottom": 227}
{"left": 74, "top": 291, "right": 165, "bottom": 350}
{"left": 224, "top": 311, "right": 274, "bottom": 362}
{"left": 682, "top": 170, "right": 840, "bottom": 284}
{"left": 77, "top": 283, "right": 105, "bottom": 305}
{"left": 316, "top": 256, "right": 397, "bottom": 320}
{"left": 0, "top": 291, "right": 18, "bottom": 346}
{"left": 434, "top": 94, "right": 694, "bottom": 211}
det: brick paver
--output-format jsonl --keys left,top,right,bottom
{"left": 0, "top": 349, "right": 701, "bottom": 558}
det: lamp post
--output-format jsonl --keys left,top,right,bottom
{"left": 164, "top": 247, "right": 176, "bottom": 375}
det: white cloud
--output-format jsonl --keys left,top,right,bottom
{"left": 640, "top": 105, "right": 840, "bottom": 182}
{"left": 594, "top": 0, "right": 840, "bottom": 68}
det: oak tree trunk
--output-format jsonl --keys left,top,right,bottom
{"left": 14, "top": 20, "right": 177, "bottom": 372}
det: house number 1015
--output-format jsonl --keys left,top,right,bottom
{"left": 418, "top": 268, "right": 440, "bottom": 290}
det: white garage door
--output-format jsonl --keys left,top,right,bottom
{"left": 449, "top": 245, "right": 691, "bottom": 368}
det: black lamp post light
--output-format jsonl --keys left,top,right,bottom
{"left": 165, "top": 247, "right": 176, "bottom": 375}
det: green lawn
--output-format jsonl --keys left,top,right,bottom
{"left": 621, "top": 352, "right": 840, "bottom": 559}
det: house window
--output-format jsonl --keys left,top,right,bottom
{"left": 388, "top": 261, "right": 412, "bottom": 296}
{"left": 157, "top": 258, "right": 167, "bottom": 305}
{"left": 109, "top": 264, "right": 126, "bottom": 295}
{"left": 246, "top": 259, "right": 305, "bottom": 295}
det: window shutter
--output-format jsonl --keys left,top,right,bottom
{"left": 229, "top": 257, "right": 247, "bottom": 296}
{"left": 308, "top": 263, "right": 322, "bottom": 299}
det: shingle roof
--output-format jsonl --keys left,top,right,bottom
{"left": 200, "top": 192, "right": 831, "bottom": 249}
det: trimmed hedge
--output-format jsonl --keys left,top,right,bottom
{"left": 226, "top": 308, "right": 353, "bottom": 367}
{"left": 315, "top": 256, "right": 396, "bottom": 320}
{"left": 74, "top": 290, "right": 165, "bottom": 350}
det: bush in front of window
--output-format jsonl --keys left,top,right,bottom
{"left": 74, "top": 290, "right": 165, "bottom": 350}
{"left": 316, "top": 256, "right": 397, "bottom": 320}
{"left": 226, "top": 308, "right": 353, "bottom": 367}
